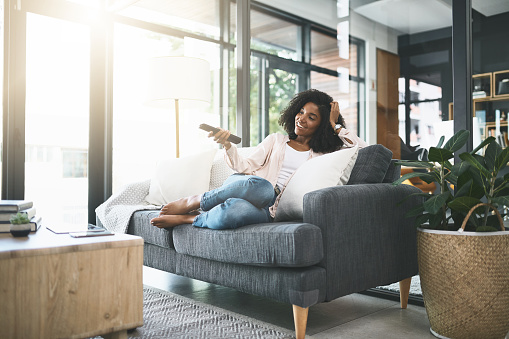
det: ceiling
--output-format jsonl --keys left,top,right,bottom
{"left": 351, "top": 0, "right": 509, "bottom": 35}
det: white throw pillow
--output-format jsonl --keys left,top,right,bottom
{"left": 274, "top": 145, "right": 359, "bottom": 221}
{"left": 145, "top": 149, "right": 217, "bottom": 205}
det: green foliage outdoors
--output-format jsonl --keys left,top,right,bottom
{"left": 10, "top": 212, "right": 31, "bottom": 225}
{"left": 393, "top": 130, "right": 509, "bottom": 232}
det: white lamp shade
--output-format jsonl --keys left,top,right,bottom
{"left": 148, "top": 56, "right": 211, "bottom": 103}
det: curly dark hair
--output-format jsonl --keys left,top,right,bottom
{"left": 278, "top": 89, "right": 346, "bottom": 153}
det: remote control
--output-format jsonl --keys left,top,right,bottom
{"left": 199, "top": 124, "right": 242, "bottom": 144}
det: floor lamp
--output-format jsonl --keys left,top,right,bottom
{"left": 148, "top": 56, "right": 211, "bottom": 158}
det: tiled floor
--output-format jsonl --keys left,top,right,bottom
{"left": 143, "top": 266, "right": 435, "bottom": 338}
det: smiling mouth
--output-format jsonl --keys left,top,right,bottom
{"left": 296, "top": 121, "right": 305, "bottom": 129}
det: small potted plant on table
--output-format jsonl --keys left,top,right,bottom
{"left": 10, "top": 212, "right": 32, "bottom": 237}
{"left": 394, "top": 130, "right": 509, "bottom": 339}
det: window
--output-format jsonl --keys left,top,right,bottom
{"left": 310, "top": 31, "right": 365, "bottom": 136}
{"left": 398, "top": 78, "right": 443, "bottom": 153}
{"left": 247, "top": 4, "right": 365, "bottom": 146}
{"left": 24, "top": 13, "right": 90, "bottom": 226}
{"left": 250, "top": 9, "right": 300, "bottom": 61}
{"left": 112, "top": 23, "right": 220, "bottom": 192}
{"left": 117, "top": 0, "right": 222, "bottom": 40}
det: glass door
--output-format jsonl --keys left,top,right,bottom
{"left": 24, "top": 13, "right": 90, "bottom": 226}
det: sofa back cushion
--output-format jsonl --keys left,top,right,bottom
{"left": 382, "top": 160, "right": 401, "bottom": 183}
{"left": 347, "top": 144, "right": 393, "bottom": 185}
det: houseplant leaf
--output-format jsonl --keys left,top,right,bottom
{"left": 490, "top": 195, "right": 509, "bottom": 206}
{"left": 405, "top": 204, "right": 426, "bottom": 218}
{"left": 428, "top": 147, "right": 453, "bottom": 162}
{"left": 443, "top": 129, "right": 469, "bottom": 152}
{"left": 436, "top": 135, "right": 445, "bottom": 148}
{"left": 423, "top": 191, "right": 451, "bottom": 215}
{"left": 459, "top": 152, "right": 492, "bottom": 178}
{"left": 484, "top": 141, "right": 502, "bottom": 171}
{"left": 392, "top": 172, "right": 435, "bottom": 185}
{"left": 448, "top": 196, "right": 482, "bottom": 213}
{"left": 415, "top": 213, "right": 430, "bottom": 227}
{"left": 393, "top": 160, "right": 434, "bottom": 169}
{"left": 495, "top": 145, "right": 509, "bottom": 171}
{"left": 470, "top": 136, "right": 495, "bottom": 155}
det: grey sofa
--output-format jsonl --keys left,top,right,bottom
{"left": 104, "top": 144, "right": 421, "bottom": 338}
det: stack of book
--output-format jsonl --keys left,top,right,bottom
{"left": 0, "top": 200, "right": 42, "bottom": 233}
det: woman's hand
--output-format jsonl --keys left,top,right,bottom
{"left": 208, "top": 127, "right": 232, "bottom": 150}
{"left": 330, "top": 101, "right": 341, "bottom": 127}
{"left": 330, "top": 101, "right": 343, "bottom": 134}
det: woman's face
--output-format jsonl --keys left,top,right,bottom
{"left": 294, "top": 102, "right": 322, "bottom": 138}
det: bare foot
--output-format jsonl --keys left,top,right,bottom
{"left": 160, "top": 195, "right": 201, "bottom": 215}
{"left": 151, "top": 214, "right": 196, "bottom": 228}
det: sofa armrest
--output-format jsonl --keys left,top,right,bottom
{"left": 303, "top": 183, "right": 422, "bottom": 301}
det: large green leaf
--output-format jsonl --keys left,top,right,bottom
{"left": 459, "top": 152, "right": 492, "bottom": 178}
{"left": 394, "top": 161, "right": 434, "bottom": 168}
{"left": 471, "top": 136, "right": 495, "bottom": 155}
{"left": 415, "top": 213, "right": 430, "bottom": 227}
{"left": 484, "top": 214, "right": 505, "bottom": 231}
{"left": 467, "top": 167, "right": 489, "bottom": 194}
{"left": 494, "top": 180, "right": 509, "bottom": 197}
{"left": 428, "top": 147, "right": 454, "bottom": 162}
{"left": 490, "top": 195, "right": 509, "bottom": 206}
{"left": 444, "top": 129, "right": 470, "bottom": 152}
{"left": 454, "top": 177, "right": 474, "bottom": 198}
{"left": 484, "top": 141, "right": 502, "bottom": 172}
{"left": 451, "top": 161, "right": 471, "bottom": 178}
{"left": 392, "top": 172, "right": 435, "bottom": 185}
{"left": 436, "top": 135, "right": 445, "bottom": 148}
{"left": 423, "top": 191, "right": 451, "bottom": 214}
{"left": 448, "top": 196, "right": 482, "bottom": 213}
{"left": 428, "top": 212, "right": 445, "bottom": 230}
{"left": 495, "top": 145, "right": 509, "bottom": 171}
{"left": 405, "top": 205, "right": 425, "bottom": 218}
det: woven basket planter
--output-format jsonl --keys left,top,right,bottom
{"left": 417, "top": 204, "right": 509, "bottom": 339}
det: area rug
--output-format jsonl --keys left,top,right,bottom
{"left": 126, "top": 286, "right": 295, "bottom": 338}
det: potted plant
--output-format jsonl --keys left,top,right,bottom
{"left": 9, "top": 212, "right": 32, "bottom": 237}
{"left": 394, "top": 130, "right": 509, "bottom": 339}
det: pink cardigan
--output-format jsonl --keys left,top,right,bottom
{"left": 224, "top": 129, "right": 368, "bottom": 217}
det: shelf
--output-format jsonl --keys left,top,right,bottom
{"left": 473, "top": 72, "right": 492, "bottom": 99}
{"left": 494, "top": 70, "right": 509, "bottom": 98}
{"left": 449, "top": 70, "right": 509, "bottom": 132}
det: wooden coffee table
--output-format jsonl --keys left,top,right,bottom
{"left": 0, "top": 225, "right": 144, "bottom": 339}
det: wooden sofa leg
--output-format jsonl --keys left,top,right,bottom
{"left": 292, "top": 305, "right": 309, "bottom": 339}
{"left": 399, "top": 277, "right": 412, "bottom": 309}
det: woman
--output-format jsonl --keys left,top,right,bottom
{"left": 151, "top": 89, "right": 367, "bottom": 229}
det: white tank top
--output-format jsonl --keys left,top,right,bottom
{"left": 276, "top": 144, "right": 310, "bottom": 190}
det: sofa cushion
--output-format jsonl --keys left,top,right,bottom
{"left": 383, "top": 160, "right": 401, "bottom": 183}
{"left": 347, "top": 144, "right": 392, "bottom": 184}
{"left": 172, "top": 222, "right": 323, "bottom": 268}
{"left": 274, "top": 145, "right": 359, "bottom": 222}
{"left": 128, "top": 210, "right": 175, "bottom": 249}
{"left": 145, "top": 149, "right": 217, "bottom": 205}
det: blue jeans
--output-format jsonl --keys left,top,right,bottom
{"left": 192, "top": 174, "right": 276, "bottom": 230}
